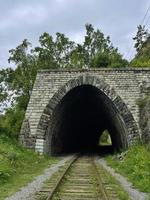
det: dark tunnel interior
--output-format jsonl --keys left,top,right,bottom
{"left": 50, "top": 85, "right": 127, "bottom": 155}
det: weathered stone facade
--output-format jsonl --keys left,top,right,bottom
{"left": 20, "top": 68, "right": 150, "bottom": 154}
{"left": 139, "top": 84, "right": 150, "bottom": 143}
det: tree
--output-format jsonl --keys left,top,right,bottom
{"left": 0, "top": 68, "right": 15, "bottom": 113}
{"left": 92, "top": 52, "right": 111, "bottom": 68}
{"left": 130, "top": 25, "right": 150, "bottom": 67}
{"left": 34, "top": 32, "right": 75, "bottom": 69}
{"left": 8, "top": 39, "right": 38, "bottom": 98}
{"left": 83, "top": 24, "right": 112, "bottom": 67}
{"left": 82, "top": 24, "right": 127, "bottom": 68}
{"left": 133, "top": 25, "right": 149, "bottom": 53}
{"left": 70, "top": 44, "right": 85, "bottom": 68}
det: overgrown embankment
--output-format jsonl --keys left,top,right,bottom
{"left": 0, "top": 135, "right": 58, "bottom": 200}
{"left": 106, "top": 144, "right": 150, "bottom": 195}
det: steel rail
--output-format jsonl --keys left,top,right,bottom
{"left": 92, "top": 157, "right": 109, "bottom": 200}
{"left": 46, "top": 155, "right": 78, "bottom": 200}
{"left": 39, "top": 155, "right": 111, "bottom": 200}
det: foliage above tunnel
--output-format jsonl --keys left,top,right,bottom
{"left": 130, "top": 25, "right": 150, "bottom": 67}
{"left": 0, "top": 24, "right": 128, "bottom": 138}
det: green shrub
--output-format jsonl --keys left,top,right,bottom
{"left": 106, "top": 144, "right": 150, "bottom": 193}
{"left": 0, "top": 105, "right": 25, "bottom": 138}
{"left": 0, "top": 135, "right": 58, "bottom": 199}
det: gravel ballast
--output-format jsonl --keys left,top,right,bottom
{"left": 5, "top": 156, "right": 72, "bottom": 200}
{"left": 96, "top": 158, "right": 148, "bottom": 200}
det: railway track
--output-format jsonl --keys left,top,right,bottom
{"left": 35, "top": 156, "right": 124, "bottom": 200}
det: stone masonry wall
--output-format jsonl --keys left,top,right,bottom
{"left": 20, "top": 68, "right": 150, "bottom": 152}
{"left": 139, "top": 84, "right": 150, "bottom": 143}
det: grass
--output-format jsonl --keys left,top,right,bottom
{"left": 106, "top": 143, "right": 150, "bottom": 195}
{"left": 0, "top": 134, "right": 59, "bottom": 200}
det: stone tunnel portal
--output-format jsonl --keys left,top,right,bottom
{"left": 47, "top": 85, "right": 128, "bottom": 155}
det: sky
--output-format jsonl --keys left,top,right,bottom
{"left": 0, "top": 0, "right": 150, "bottom": 69}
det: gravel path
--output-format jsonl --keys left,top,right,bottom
{"left": 96, "top": 158, "right": 148, "bottom": 200}
{"left": 5, "top": 156, "right": 73, "bottom": 200}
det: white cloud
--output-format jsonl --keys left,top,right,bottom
{"left": 0, "top": 0, "right": 149, "bottom": 69}
{"left": 13, "top": 5, "right": 48, "bottom": 24}
{"left": 68, "top": 31, "right": 84, "bottom": 44}
{"left": 0, "top": 4, "right": 48, "bottom": 31}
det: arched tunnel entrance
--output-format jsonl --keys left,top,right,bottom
{"left": 47, "top": 84, "right": 129, "bottom": 155}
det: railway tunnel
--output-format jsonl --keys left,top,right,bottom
{"left": 46, "top": 84, "right": 129, "bottom": 155}
{"left": 20, "top": 71, "right": 146, "bottom": 155}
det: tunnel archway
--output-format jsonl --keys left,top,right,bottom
{"left": 50, "top": 85, "right": 128, "bottom": 154}
{"left": 37, "top": 75, "right": 139, "bottom": 155}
